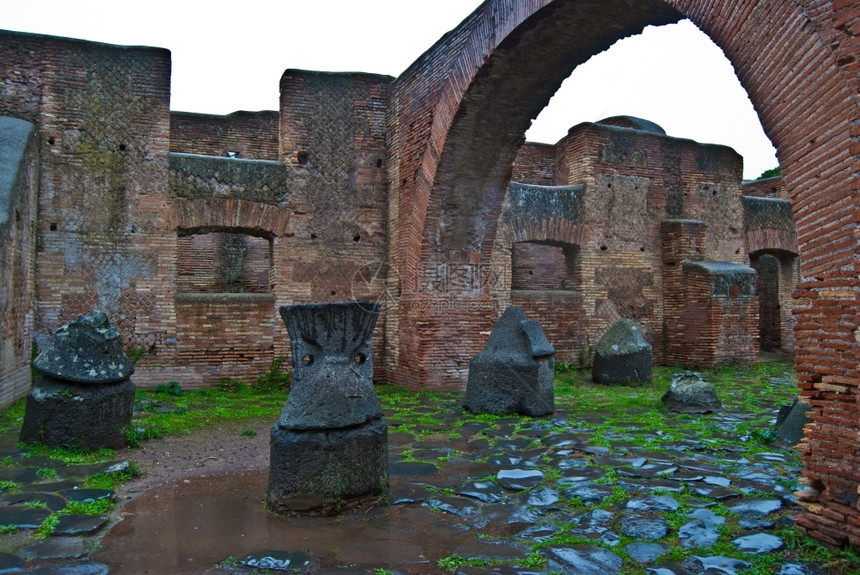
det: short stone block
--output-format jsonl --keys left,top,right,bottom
{"left": 661, "top": 371, "right": 722, "bottom": 414}
{"left": 267, "top": 417, "right": 388, "bottom": 516}
{"left": 19, "top": 375, "right": 135, "bottom": 450}
{"left": 592, "top": 318, "right": 652, "bottom": 384}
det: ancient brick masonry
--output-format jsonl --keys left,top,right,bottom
{"left": 0, "top": 0, "right": 858, "bottom": 547}
{"left": 503, "top": 121, "right": 776, "bottom": 369}
{"left": 276, "top": 71, "right": 392, "bottom": 378}
{"left": 744, "top": 196, "right": 798, "bottom": 357}
{"left": 170, "top": 111, "right": 279, "bottom": 161}
{"left": 0, "top": 31, "right": 173, "bottom": 386}
{"left": 383, "top": 0, "right": 858, "bottom": 547}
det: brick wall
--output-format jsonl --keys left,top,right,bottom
{"left": 511, "top": 243, "right": 567, "bottom": 290}
{"left": 0, "top": 118, "right": 39, "bottom": 406}
{"left": 742, "top": 175, "right": 787, "bottom": 200}
{"left": 164, "top": 196, "right": 289, "bottom": 387}
{"left": 509, "top": 242, "right": 586, "bottom": 363}
{"left": 495, "top": 182, "right": 586, "bottom": 363}
{"left": 563, "top": 122, "right": 746, "bottom": 261}
{"left": 165, "top": 152, "right": 288, "bottom": 386}
{"left": 661, "top": 219, "right": 705, "bottom": 365}
{"left": 502, "top": 121, "right": 754, "bottom": 367}
{"left": 0, "top": 30, "right": 174, "bottom": 388}
{"left": 511, "top": 291, "right": 587, "bottom": 363}
{"left": 652, "top": 192, "right": 759, "bottom": 370}
{"left": 173, "top": 293, "right": 276, "bottom": 384}
{"left": 679, "top": 261, "right": 759, "bottom": 368}
{"left": 0, "top": 0, "right": 858, "bottom": 547}
{"left": 511, "top": 142, "right": 558, "bottom": 185}
{"left": 744, "top": 195, "right": 799, "bottom": 359}
{"left": 176, "top": 232, "right": 271, "bottom": 294}
{"left": 170, "top": 111, "right": 279, "bottom": 161}
{"left": 277, "top": 70, "right": 392, "bottom": 380}
{"left": 499, "top": 117, "right": 780, "bottom": 370}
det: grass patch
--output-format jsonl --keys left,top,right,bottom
{"left": 85, "top": 462, "right": 142, "bottom": 491}
{"left": 62, "top": 499, "right": 115, "bottom": 515}
{"left": 128, "top": 385, "right": 285, "bottom": 443}
{"left": 34, "top": 468, "right": 57, "bottom": 481}
{"left": 19, "top": 444, "right": 116, "bottom": 466}
{"left": 33, "top": 515, "right": 59, "bottom": 539}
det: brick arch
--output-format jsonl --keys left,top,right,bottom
{"left": 390, "top": 0, "right": 681, "bottom": 389}
{"left": 392, "top": 0, "right": 680, "bottom": 293}
{"left": 745, "top": 229, "right": 798, "bottom": 256}
{"left": 167, "top": 198, "right": 290, "bottom": 238}
{"left": 389, "top": 0, "right": 859, "bottom": 545}
{"left": 496, "top": 219, "right": 589, "bottom": 251}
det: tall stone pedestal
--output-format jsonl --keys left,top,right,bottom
{"left": 267, "top": 302, "right": 388, "bottom": 516}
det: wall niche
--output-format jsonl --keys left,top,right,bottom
{"left": 176, "top": 231, "right": 272, "bottom": 294}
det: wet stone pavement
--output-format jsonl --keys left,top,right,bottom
{"left": 0, "top": 390, "right": 826, "bottom": 575}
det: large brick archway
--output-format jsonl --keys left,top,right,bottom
{"left": 388, "top": 0, "right": 859, "bottom": 545}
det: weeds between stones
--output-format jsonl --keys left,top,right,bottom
{"left": 0, "top": 358, "right": 856, "bottom": 572}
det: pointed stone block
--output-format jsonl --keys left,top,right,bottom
{"left": 463, "top": 306, "right": 555, "bottom": 416}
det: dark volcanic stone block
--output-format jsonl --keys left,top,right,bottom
{"left": 464, "top": 307, "right": 555, "bottom": 416}
{"left": 592, "top": 318, "right": 652, "bottom": 384}
{"left": 774, "top": 397, "right": 812, "bottom": 445}
{"left": 32, "top": 312, "right": 133, "bottom": 384}
{"left": 267, "top": 417, "right": 388, "bottom": 516}
{"left": 19, "top": 376, "right": 135, "bottom": 449}
{"left": 277, "top": 302, "right": 383, "bottom": 430}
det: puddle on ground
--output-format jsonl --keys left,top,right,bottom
{"left": 38, "top": 384, "right": 809, "bottom": 575}
{"left": 93, "top": 469, "right": 470, "bottom": 574}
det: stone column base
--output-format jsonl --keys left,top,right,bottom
{"left": 19, "top": 375, "right": 135, "bottom": 450}
{"left": 267, "top": 417, "right": 388, "bottom": 516}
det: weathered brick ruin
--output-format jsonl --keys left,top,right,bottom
{"left": 0, "top": 0, "right": 857, "bottom": 548}
{"left": 499, "top": 120, "right": 795, "bottom": 368}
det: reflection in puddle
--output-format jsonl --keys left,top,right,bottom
{"left": 93, "top": 469, "right": 466, "bottom": 574}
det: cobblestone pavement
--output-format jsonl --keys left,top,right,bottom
{"left": 0, "top": 389, "right": 829, "bottom": 575}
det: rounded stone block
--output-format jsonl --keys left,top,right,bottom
{"left": 592, "top": 318, "right": 652, "bottom": 384}
{"left": 661, "top": 371, "right": 722, "bottom": 414}
{"left": 19, "top": 376, "right": 135, "bottom": 449}
{"left": 267, "top": 417, "right": 388, "bottom": 516}
{"left": 32, "top": 312, "right": 133, "bottom": 384}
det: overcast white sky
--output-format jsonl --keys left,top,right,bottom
{"left": 2, "top": 0, "right": 778, "bottom": 179}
